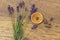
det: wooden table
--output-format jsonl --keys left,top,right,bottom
{"left": 0, "top": 0, "right": 60, "bottom": 40}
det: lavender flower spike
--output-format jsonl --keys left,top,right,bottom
{"left": 18, "top": 15, "right": 22, "bottom": 20}
{"left": 31, "top": 4, "right": 35, "bottom": 9}
{"left": 30, "top": 4, "right": 38, "bottom": 14}
{"left": 31, "top": 8, "right": 37, "bottom": 14}
{"left": 19, "top": 1, "right": 25, "bottom": 8}
{"left": 8, "top": 5, "right": 14, "bottom": 15}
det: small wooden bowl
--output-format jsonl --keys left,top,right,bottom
{"left": 31, "top": 12, "right": 43, "bottom": 24}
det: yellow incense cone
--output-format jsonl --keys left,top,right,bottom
{"left": 31, "top": 12, "right": 43, "bottom": 24}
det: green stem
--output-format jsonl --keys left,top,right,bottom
{"left": 14, "top": 19, "right": 23, "bottom": 40}
{"left": 10, "top": 15, "right": 15, "bottom": 30}
{"left": 14, "top": 11, "right": 23, "bottom": 40}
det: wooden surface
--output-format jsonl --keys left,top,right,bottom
{"left": 0, "top": 0, "right": 60, "bottom": 40}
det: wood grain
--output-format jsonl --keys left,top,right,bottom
{"left": 0, "top": 0, "right": 60, "bottom": 40}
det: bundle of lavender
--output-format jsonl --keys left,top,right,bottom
{"left": 7, "top": 1, "right": 39, "bottom": 40}
{"left": 7, "top": 1, "right": 25, "bottom": 40}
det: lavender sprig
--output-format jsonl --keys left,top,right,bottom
{"left": 8, "top": 5, "right": 15, "bottom": 30}
{"left": 30, "top": 4, "right": 38, "bottom": 14}
{"left": 8, "top": 4, "right": 24, "bottom": 40}
{"left": 29, "top": 4, "right": 38, "bottom": 19}
{"left": 8, "top": 5, "right": 14, "bottom": 15}
{"left": 31, "top": 8, "right": 37, "bottom": 14}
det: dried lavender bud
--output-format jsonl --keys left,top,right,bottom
{"left": 8, "top": 5, "right": 14, "bottom": 15}
{"left": 31, "top": 8, "right": 37, "bottom": 14}
{"left": 32, "top": 24, "right": 38, "bottom": 29}
{"left": 45, "top": 23, "right": 52, "bottom": 28}
{"left": 19, "top": 1, "right": 25, "bottom": 8}
{"left": 18, "top": 15, "right": 22, "bottom": 20}
{"left": 16, "top": 6, "right": 19, "bottom": 12}
{"left": 31, "top": 4, "right": 35, "bottom": 9}
{"left": 30, "top": 4, "right": 38, "bottom": 14}
{"left": 50, "top": 17, "right": 54, "bottom": 21}
{"left": 43, "top": 18, "right": 48, "bottom": 24}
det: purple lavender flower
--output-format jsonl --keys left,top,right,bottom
{"left": 29, "top": 7, "right": 37, "bottom": 20}
{"left": 18, "top": 15, "right": 22, "bottom": 20}
{"left": 32, "top": 24, "right": 38, "bottom": 29}
{"left": 31, "top": 8, "right": 37, "bottom": 14}
{"left": 19, "top": 1, "right": 25, "bottom": 8}
{"left": 30, "top": 4, "right": 38, "bottom": 14}
{"left": 31, "top": 4, "right": 35, "bottom": 9}
{"left": 29, "top": 4, "right": 38, "bottom": 20}
{"left": 16, "top": 6, "right": 19, "bottom": 12}
{"left": 8, "top": 5, "right": 14, "bottom": 15}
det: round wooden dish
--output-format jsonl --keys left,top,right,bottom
{"left": 31, "top": 12, "right": 43, "bottom": 24}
